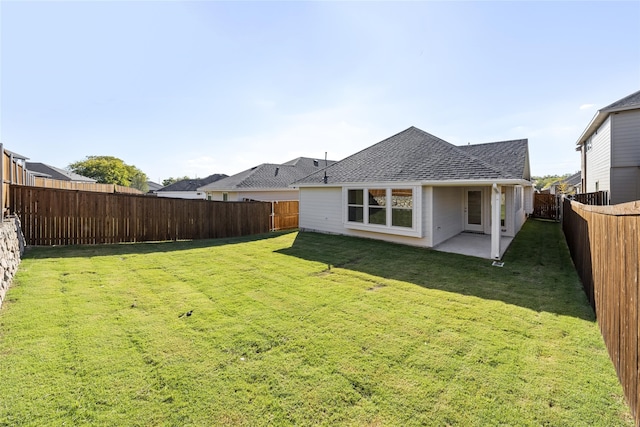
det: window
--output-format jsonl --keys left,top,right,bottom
{"left": 368, "top": 189, "right": 386, "bottom": 225}
{"left": 223, "top": 193, "right": 228, "bottom": 201}
{"left": 391, "top": 189, "right": 412, "bottom": 227}
{"left": 344, "top": 187, "right": 419, "bottom": 236}
{"left": 347, "top": 189, "right": 364, "bottom": 222}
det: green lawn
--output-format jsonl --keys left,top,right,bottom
{"left": 0, "top": 220, "right": 632, "bottom": 426}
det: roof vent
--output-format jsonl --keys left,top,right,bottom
{"left": 275, "top": 167, "right": 279, "bottom": 176}
{"left": 313, "top": 159, "right": 319, "bottom": 167}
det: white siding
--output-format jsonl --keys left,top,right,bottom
{"left": 585, "top": 116, "right": 611, "bottom": 193}
{"left": 206, "top": 191, "right": 239, "bottom": 201}
{"left": 299, "top": 187, "right": 344, "bottom": 234}
{"left": 299, "top": 186, "right": 432, "bottom": 247}
{"left": 523, "top": 186, "right": 534, "bottom": 214}
{"left": 611, "top": 110, "right": 640, "bottom": 167}
{"left": 514, "top": 186, "right": 527, "bottom": 234}
{"left": 205, "top": 190, "right": 297, "bottom": 201}
{"left": 432, "top": 186, "right": 463, "bottom": 246}
{"left": 503, "top": 186, "right": 514, "bottom": 237}
{"left": 237, "top": 190, "right": 298, "bottom": 201}
{"left": 611, "top": 167, "right": 640, "bottom": 204}
{"left": 156, "top": 191, "right": 206, "bottom": 200}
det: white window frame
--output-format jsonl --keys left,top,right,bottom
{"left": 343, "top": 185, "right": 422, "bottom": 238}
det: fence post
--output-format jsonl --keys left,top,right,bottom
{"left": 270, "top": 201, "right": 275, "bottom": 232}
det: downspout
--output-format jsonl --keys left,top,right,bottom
{"left": 491, "top": 183, "right": 501, "bottom": 260}
{"left": 580, "top": 143, "right": 587, "bottom": 193}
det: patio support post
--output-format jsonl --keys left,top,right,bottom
{"left": 491, "top": 183, "right": 501, "bottom": 259}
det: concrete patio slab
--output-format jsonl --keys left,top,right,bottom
{"left": 433, "top": 232, "right": 513, "bottom": 260}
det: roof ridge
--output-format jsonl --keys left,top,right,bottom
{"left": 447, "top": 139, "right": 521, "bottom": 180}
{"left": 294, "top": 126, "right": 524, "bottom": 184}
{"left": 462, "top": 138, "right": 527, "bottom": 147}
{"left": 314, "top": 126, "right": 431, "bottom": 174}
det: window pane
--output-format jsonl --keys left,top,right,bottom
{"left": 468, "top": 190, "right": 482, "bottom": 225}
{"left": 391, "top": 189, "right": 413, "bottom": 208}
{"left": 348, "top": 189, "right": 363, "bottom": 205}
{"left": 348, "top": 206, "right": 364, "bottom": 223}
{"left": 369, "top": 207, "right": 386, "bottom": 225}
{"left": 392, "top": 209, "right": 412, "bottom": 227}
{"left": 368, "top": 189, "right": 386, "bottom": 207}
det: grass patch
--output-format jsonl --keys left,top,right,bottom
{"left": 0, "top": 220, "right": 633, "bottom": 426}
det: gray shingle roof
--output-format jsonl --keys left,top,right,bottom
{"left": 563, "top": 171, "right": 581, "bottom": 186}
{"left": 158, "top": 174, "right": 227, "bottom": 192}
{"left": 26, "top": 162, "right": 97, "bottom": 182}
{"left": 602, "top": 89, "right": 640, "bottom": 111}
{"left": 458, "top": 139, "right": 529, "bottom": 180}
{"left": 199, "top": 157, "right": 337, "bottom": 191}
{"left": 146, "top": 181, "right": 164, "bottom": 192}
{"left": 294, "top": 127, "right": 529, "bottom": 185}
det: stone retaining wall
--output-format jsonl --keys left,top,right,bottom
{"left": 0, "top": 217, "right": 24, "bottom": 309}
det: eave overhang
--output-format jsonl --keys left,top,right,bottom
{"left": 576, "top": 104, "right": 640, "bottom": 147}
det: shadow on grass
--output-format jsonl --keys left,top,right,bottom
{"left": 276, "top": 219, "right": 595, "bottom": 321}
{"left": 22, "top": 230, "right": 297, "bottom": 260}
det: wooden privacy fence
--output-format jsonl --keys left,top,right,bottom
{"left": 562, "top": 199, "right": 640, "bottom": 425}
{"left": 33, "top": 177, "right": 142, "bottom": 194}
{"left": 10, "top": 185, "right": 271, "bottom": 245}
{"left": 271, "top": 200, "right": 299, "bottom": 231}
{"left": 2, "top": 145, "right": 32, "bottom": 216}
{"left": 532, "top": 193, "right": 560, "bottom": 220}
{"left": 573, "top": 190, "right": 609, "bottom": 206}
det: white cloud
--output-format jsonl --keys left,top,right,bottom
{"left": 579, "top": 103, "right": 595, "bottom": 110}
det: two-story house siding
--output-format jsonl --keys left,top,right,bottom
{"left": 577, "top": 89, "right": 640, "bottom": 205}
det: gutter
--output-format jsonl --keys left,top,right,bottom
{"left": 293, "top": 179, "right": 533, "bottom": 188}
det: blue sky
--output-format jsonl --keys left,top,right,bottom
{"left": 1, "top": 1, "right": 639, "bottom": 183}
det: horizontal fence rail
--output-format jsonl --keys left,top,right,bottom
{"left": 562, "top": 199, "right": 639, "bottom": 425}
{"left": 10, "top": 185, "right": 271, "bottom": 245}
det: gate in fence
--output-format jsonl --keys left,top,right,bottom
{"left": 270, "top": 200, "right": 299, "bottom": 231}
{"left": 533, "top": 193, "right": 560, "bottom": 220}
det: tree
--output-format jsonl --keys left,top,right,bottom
{"left": 130, "top": 173, "right": 149, "bottom": 193}
{"left": 68, "top": 156, "right": 148, "bottom": 188}
{"left": 162, "top": 176, "right": 191, "bottom": 187}
{"left": 532, "top": 174, "right": 570, "bottom": 191}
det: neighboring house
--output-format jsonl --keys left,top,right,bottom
{"left": 576, "top": 89, "right": 640, "bottom": 204}
{"left": 292, "top": 126, "right": 533, "bottom": 260}
{"left": 199, "top": 157, "right": 337, "bottom": 202}
{"left": 146, "top": 181, "right": 164, "bottom": 193}
{"left": 545, "top": 172, "right": 581, "bottom": 195}
{"left": 156, "top": 174, "right": 227, "bottom": 199}
{"left": 26, "top": 162, "right": 97, "bottom": 183}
